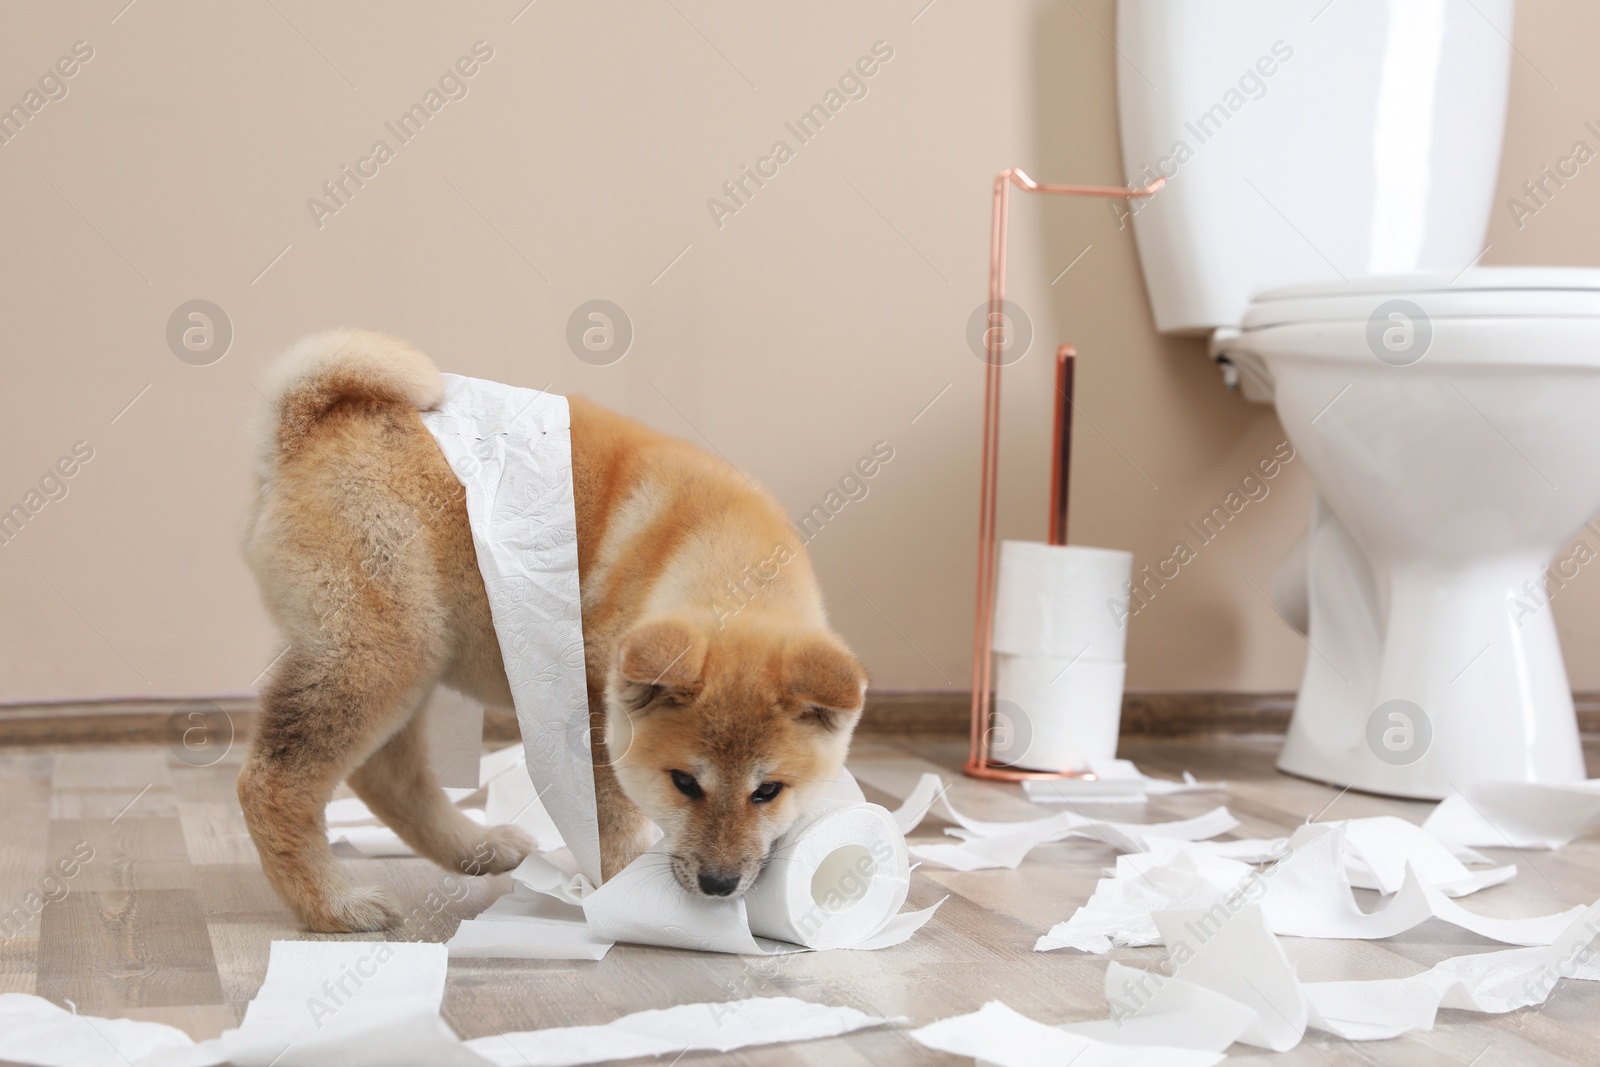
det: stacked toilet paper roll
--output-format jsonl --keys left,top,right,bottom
{"left": 989, "top": 540, "right": 1133, "bottom": 772}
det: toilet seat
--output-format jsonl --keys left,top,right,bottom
{"left": 1214, "top": 267, "right": 1600, "bottom": 401}
{"left": 1243, "top": 267, "right": 1600, "bottom": 331}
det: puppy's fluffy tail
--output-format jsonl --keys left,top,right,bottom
{"left": 256, "top": 329, "right": 444, "bottom": 472}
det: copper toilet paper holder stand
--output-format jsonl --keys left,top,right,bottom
{"left": 964, "top": 168, "right": 1163, "bottom": 783}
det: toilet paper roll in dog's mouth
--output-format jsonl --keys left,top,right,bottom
{"left": 743, "top": 803, "right": 911, "bottom": 950}
{"left": 467, "top": 794, "right": 938, "bottom": 958}
{"left": 573, "top": 799, "right": 922, "bottom": 955}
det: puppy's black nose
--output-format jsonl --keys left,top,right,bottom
{"left": 697, "top": 870, "right": 741, "bottom": 896}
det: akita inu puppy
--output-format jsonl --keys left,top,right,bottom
{"left": 239, "top": 329, "right": 867, "bottom": 933}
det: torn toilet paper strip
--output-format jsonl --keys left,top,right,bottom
{"left": 325, "top": 744, "right": 524, "bottom": 827}
{"left": 0, "top": 994, "right": 197, "bottom": 1067}
{"left": 478, "top": 742, "right": 528, "bottom": 786}
{"left": 1299, "top": 899, "right": 1600, "bottom": 1039}
{"left": 480, "top": 757, "right": 565, "bottom": 852}
{"left": 1134, "top": 900, "right": 1600, "bottom": 1049}
{"left": 421, "top": 374, "right": 599, "bottom": 883}
{"left": 1035, "top": 848, "right": 1240, "bottom": 953}
{"left": 917, "top": 807, "right": 1239, "bottom": 872}
{"left": 1022, "top": 760, "right": 1221, "bottom": 805}
{"left": 1334, "top": 816, "right": 1513, "bottom": 896}
{"left": 464, "top": 997, "right": 900, "bottom": 1067}
{"left": 1136, "top": 816, "right": 1510, "bottom": 897}
{"left": 326, "top": 788, "right": 475, "bottom": 827}
{"left": 1253, "top": 823, "right": 1572, "bottom": 944}
{"left": 331, "top": 809, "right": 487, "bottom": 857}
{"left": 909, "top": 1000, "right": 1224, "bottom": 1067}
{"left": 217, "top": 999, "right": 489, "bottom": 1067}
{"left": 238, "top": 941, "right": 447, "bottom": 1032}
{"left": 54, "top": 951, "right": 904, "bottom": 1066}
{"left": 125, "top": 940, "right": 480, "bottom": 1066}
{"left": 446, "top": 889, "right": 614, "bottom": 961}
{"left": 326, "top": 746, "right": 565, "bottom": 859}
{"left": 917, "top": 903, "right": 1600, "bottom": 1061}
{"left": 1060, "top": 961, "right": 1257, "bottom": 1052}
{"left": 215, "top": 940, "right": 483, "bottom": 1067}
{"left": 1424, "top": 778, "right": 1600, "bottom": 850}
{"left": 1152, "top": 904, "right": 1308, "bottom": 1051}
{"left": 892, "top": 772, "right": 1237, "bottom": 871}
{"left": 1037, "top": 822, "right": 1571, "bottom": 953}
{"left": 896, "top": 772, "right": 1230, "bottom": 842}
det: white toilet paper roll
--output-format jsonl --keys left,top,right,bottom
{"left": 991, "top": 541, "right": 1133, "bottom": 660}
{"left": 743, "top": 803, "right": 911, "bottom": 950}
{"left": 990, "top": 654, "right": 1126, "bottom": 772}
{"left": 582, "top": 802, "right": 911, "bottom": 953}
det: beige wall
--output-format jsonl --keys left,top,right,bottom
{"left": 1, "top": 0, "right": 1596, "bottom": 705}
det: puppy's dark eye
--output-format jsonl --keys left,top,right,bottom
{"left": 751, "top": 781, "right": 783, "bottom": 804}
{"left": 670, "top": 770, "right": 703, "bottom": 799}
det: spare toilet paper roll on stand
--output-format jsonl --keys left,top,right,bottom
{"left": 988, "top": 540, "right": 1132, "bottom": 773}
{"left": 992, "top": 656, "right": 1127, "bottom": 772}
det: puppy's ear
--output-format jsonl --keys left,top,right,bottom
{"left": 616, "top": 616, "right": 706, "bottom": 711}
{"left": 784, "top": 635, "right": 867, "bottom": 732}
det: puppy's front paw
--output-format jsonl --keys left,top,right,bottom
{"left": 460, "top": 825, "right": 534, "bottom": 875}
{"left": 307, "top": 885, "right": 402, "bottom": 933}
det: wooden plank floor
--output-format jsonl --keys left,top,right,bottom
{"left": 2, "top": 735, "right": 1599, "bottom": 1065}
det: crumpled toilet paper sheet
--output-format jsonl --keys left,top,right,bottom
{"left": 326, "top": 744, "right": 564, "bottom": 858}
{"left": 910, "top": 1001, "right": 1225, "bottom": 1067}
{"left": 892, "top": 772, "right": 1239, "bottom": 871}
{"left": 0, "top": 942, "right": 902, "bottom": 1067}
{"left": 1037, "top": 822, "right": 1573, "bottom": 953}
{"left": 916, "top": 901, "right": 1600, "bottom": 1063}
{"left": 465, "top": 997, "right": 900, "bottom": 1066}
{"left": 1425, "top": 778, "right": 1600, "bottom": 850}
{"left": 1148, "top": 901, "right": 1600, "bottom": 1048}
{"left": 0, "top": 994, "right": 198, "bottom": 1067}
{"left": 1022, "top": 759, "right": 1222, "bottom": 805}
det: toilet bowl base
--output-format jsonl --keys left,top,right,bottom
{"left": 1274, "top": 552, "right": 1589, "bottom": 801}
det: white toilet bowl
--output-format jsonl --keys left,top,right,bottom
{"left": 1113, "top": 0, "right": 1600, "bottom": 794}
{"left": 1222, "top": 268, "right": 1600, "bottom": 797}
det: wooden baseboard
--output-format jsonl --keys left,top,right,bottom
{"left": 0, "top": 698, "right": 259, "bottom": 749}
{"left": 856, "top": 691, "right": 1302, "bottom": 737}
{"left": 857, "top": 690, "right": 1600, "bottom": 738}
{"left": 0, "top": 698, "right": 520, "bottom": 750}
{"left": 3, "top": 691, "right": 1598, "bottom": 747}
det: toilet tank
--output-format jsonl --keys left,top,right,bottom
{"left": 1116, "top": 0, "right": 1515, "bottom": 335}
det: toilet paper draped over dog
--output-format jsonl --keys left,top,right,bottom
{"left": 423, "top": 375, "right": 937, "bottom": 954}
{"left": 421, "top": 374, "right": 600, "bottom": 882}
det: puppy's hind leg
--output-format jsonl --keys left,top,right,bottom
{"left": 238, "top": 646, "right": 436, "bottom": 933}
{"left": 347, "top": 697, "right": 532, "bottom": 879}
